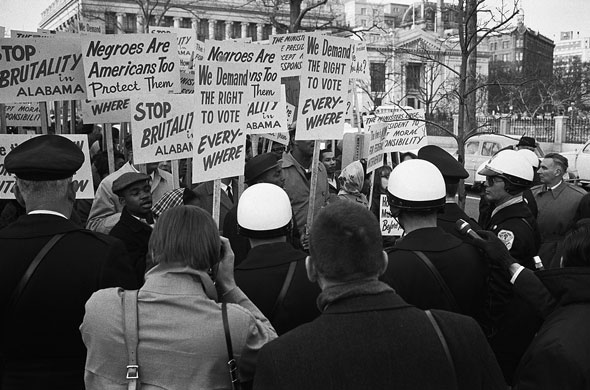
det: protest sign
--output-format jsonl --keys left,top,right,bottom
{"left": 193, "top": 61, "right": 251, "bottom": 182}
{"left": 195, "top": 40, "right": 205, "bottom": 61}
{"left": 286, "top": 102, "right": 295, "bottom": 126}
{"left": 0, "top": 37, "right": 86, "bottom": 103}
{"left": 79, "top": 19, "right": 104, "bottom": 34}
{"left": 10, "top": 30, "right": 55, "bottom": 39}
{"left": 180, "top": 70, "right": 194, "bottom": 94}
{"left": 261, "top": 132, "right": 289, "bottom": 146}
{"left": 0, "top": 134, "right": 94, "bottom": 199}
{"left": 296, "top": 33, "right": 353, "bottom": 140}
{"left": 5, "top": 102, "right": 45, "bottom": 126}
{"left": 380, "top": 194, "right": 403, "bottom": 236}
{"left": 260, "top": 86, "right": 290, "bottom": 145}
{"left": 151, "top": 26, "right": 197, "bottom": 70}
{"left": 130, "top": 94, "right": 195, "bottom": 164}
{"left": 270, "top": 32, "right": 307, "bottom": 77}
{"left": 366, "top": 122, "right": 387, "bottom": 173}
{"left": 80, "top": 34, "right": 181, "bottom": 99}
{"left": 364, "top": 108, "right": 428, "bottom": 153}
{"left": 350, "top": 41, "right": 370, "bottom": 81}
{"left": 81, "top": 98, "right": 131, "bottom": 124}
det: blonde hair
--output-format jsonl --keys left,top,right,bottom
{"left": 149, "top": 206, "right": 220, "bottom": 270}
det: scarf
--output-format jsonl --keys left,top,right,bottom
{"left": 316, "top": 278, "right": 394, "bottom": 312}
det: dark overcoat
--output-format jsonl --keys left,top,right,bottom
{"left": 437, "top": 202, "right": 481, "bottom": 240}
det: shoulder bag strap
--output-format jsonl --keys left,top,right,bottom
{"left": 271, "top": 261, "right": 297, "bottom": 321}
{"left": 412, "top": 251, "right": 460, "bottom": 312}
{"left": 222, "top": 302, "right": 241, "bottom": 390}
{"left": 7, "top": 233, "right": 66, "bottom": 312}
{"left": 123, "top": 290, "right": 140, "bottom": 390}
{"left": 425, "top": 310, "right": 458, "bottom": 389}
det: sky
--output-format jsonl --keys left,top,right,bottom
{"left": 1, "top": 0, "right": 590, "bottom": 41}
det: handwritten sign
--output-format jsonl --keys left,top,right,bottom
{"left": 366, "top": 122, "right": 387, "bottom": 173}
{"left": 0, "top": 134, "right": 94, "bottom": 199}
{"left": 380, "top": 194, "right": 403, "bottom": 236}
{"left": 296, "top": 34, "right": 353, "bottom": 140}
{"left": 80, "top": 34, "right": 181, "bottom": 99}
{"left": 270, "top": 32, "right": 307, "bottom": 77}
{"left": 350, "top": 41, "right": 370, "bottom": 80}
{"left": 193, "top": 61, "right": 251, "bottom": 182}
{"left": 364, "top": 108, "right": 428, "bottom": 153}
{"left": 5, "top": 103, "right": 45, "bottom": 126}
{"left": 78, "top": 19, "right": 103, "bottom": 34}
{"left": 180, "top": 70, "right": 194, "bottom": 94}
{"left": 81, "top": 98, "right": 131, "bottom": 124}
{"left": 261, "top": 132, "right": 289, "bottom": 146}
{"left": 151, "top": 26, "right": 197, "bottom": 70}
{"left": 10, "top": 30, "right": 56, "bottom": 39}
{"left": 0, "top": 37, "right": 86, "bottom": 103}
{"left": 130, "top": 94, "right": 195, "bottom": 164}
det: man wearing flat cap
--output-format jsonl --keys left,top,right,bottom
{"left": 0, "top": 135, "right": 139, "bottom": 389}
{"left": 109, "top": 172, "right": 154, "bottom": 283}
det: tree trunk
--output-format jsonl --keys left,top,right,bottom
{"left": 290, "top": 0, "right": 302, "bottom": 33}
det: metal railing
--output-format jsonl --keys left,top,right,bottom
{"left": 505, "top": 118, "right": 555, "bottom": 142}
{"left": 565, "top": 118, "right": 590, "bottom": 144}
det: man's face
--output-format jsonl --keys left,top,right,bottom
{"left": 537, "top": 158, "right": 560, "bottom": 185}
{"left": 146, "top": 162, "right": 159, "bottom": 175}
{"left": 258, "top": 165, "right": 285, "bottom": 188}
{"left": 484, "top": 176, "right": 510, "bottom": 204}
{"left": 120, "top": 181, "right": 152, "bottom": 217}
{"left": 320, "top": 152, "right": 336, "bottom": 175}
{"left": 295, "top": 140, "right": 315, "bottom": 157}
{"left": 270, "top": 144, "right": 286, "bottom": 159}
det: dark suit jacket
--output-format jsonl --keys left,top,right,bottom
{"left": 0, "top": 214, "right": 139, "bottom": 390}
{"left": 235, "top": 242, "right": 321, "bottom": 335}
{"left": 193, "top": 180, "right": 236, "bottom": 235}
{"left": 253, "top": 291, "right": 505, "bottom": 390}
{"left": 109, "top": 207, "right": 153, "bottom": 283}
{"left": 438, "top": 202, "right": 481, "bottom": 240}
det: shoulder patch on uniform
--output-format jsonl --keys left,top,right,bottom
{"left": 497, "top": 229, "right": 515, "bottom": 250}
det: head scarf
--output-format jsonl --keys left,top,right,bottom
{"left": 151, "top": 188, "right": 185, "bottom": 220}
{"left": 338, "top": 160, "right": 365, "bottom": 196}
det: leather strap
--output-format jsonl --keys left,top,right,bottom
{"left": 123, "top": 290, "right": 140, "bottom": 390}
{"left": 271, "top": 261, "right": 297, "bottom": 321}
{"left": 412, "top": 251, "right": 459, "bottom": 312}
{"left": 222, "top": 302, "right": 240, "bottom": 390}
{"left": 426, "top": 310, "right": 458, "bottom": 389}
{"left": 7, "top": 233, "right": 66, "bottom": 313}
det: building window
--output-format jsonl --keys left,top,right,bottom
{"left": 407, "top": 97, "right": 416, "bottom": 108}
{"left": 232, "top": 23, "right": 241, "bottom": 38}
{"left": 516, "top": 38, "right": 523, "bottom": 47}
{"left": 406, "top": 63, "right": 421, "bottom": 91}
{"left": 180, "top": 18, "right": 192, "bottom": 29}
{"left": 105, "top": 12, "right": 116, "bottom": 34}
{"left": 370, "top": 62, "right": 386, "bottom": 92}
{"left": 361, "top": 8, "right": 367, "bottom": 15}
{"left": 263, "top": 25, "right": 272, "bottom": 40}
{"left": 198, "top": 19, "right": 208, "bottom": 41}
{"left": 215, "top": 21, "right": 224, "bottom": 40}
{"left": 516, "top": 52, "right": 523, "bottom": 61}
{"left": 502, "top": 41, "right": 509, "bottom": 49}
{"left": 124, "top": 14, "right": 136, "bottom": 33}
{"left": 362, "top": 19, "right": 367, "bottom": 27}
{"left": 247, "top": 23, "right": 257, "bottom": 40}
{"left": 502, "top": 53, "right": 509, "bottom": 62}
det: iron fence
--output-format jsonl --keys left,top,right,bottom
{"left": 565, "top": 118, "right": 590, "bottom": 144}
{"left": 506, "top": 118, "right": 555, "bottom": 143}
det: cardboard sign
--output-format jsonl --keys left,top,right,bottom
{"left": 365, "top": 109, "right": 428, "bottom": 153}
{"left": 260, "top": 86, "right": 290, "bottom": 144}
{"left": 195, "top": 40, "right": 205, "bottom": 61}
{"left": 0, "top": 37, "right": 86, "bottom": 103}
{"left": 10, "top": 30, "right": 56, "bottom": 39}
{"left": 296, "top": 34, "right": 353, "bottom": 140}
{"left": 151, "top": 26, "right": 197, "bottom": 70}
{"left": 366, "top": 122, "right": 387, "bottom": 173}
{"left": 0, "top": 134, "right": 94, "bottom": 199}
{"left": 350, "top": 41, "right": 370, "bottom": 81}
{"left": 130, "top": 94, "right": 195, "bottom": 164}
{"left": 180, "top": 70, "right": 194, "bottom": 94}
{"left": 270, "top": 32, "right": 307, "bottom": 77}
{"left": 81, "top": 98, "right": 131, "bottom": 124}
{"left": 4, "top": 103, "right": 45, "bottom": 126}
{"left": 80, "top": 34, "right": 181, "bottom": 99}
{"left": 78, "top": 20, "right": 104, "bottom": 34}
{"left": 192, "top": 61, "right": 251, "bottom": 182}
{"left": 380, "top": 194, "right": 403, "bottom": 236}
{"left": 261, "top": 132, "right": 289, "bottom": 146}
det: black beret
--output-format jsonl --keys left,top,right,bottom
{"left": 517, "top": 136, "right": 536, "bottom": 148}
{"left": 5, "top": 135, "right": 84, "bottom": 181}
{"left": 245, "top": 153, "right": 279, "bottom": 184}
{"left": 418, "top": 145, "right": 468, "bottom": 184}
{"left": 112, "top": 172, "right": 150, "bottom": 195}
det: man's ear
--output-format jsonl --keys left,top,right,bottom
{"left": 118, "top": 196, "right": 127, "bottom": 207}
{"left": 378, "top": 251, "right": 389, "bottom": 277}
{"left": 305, "top": 256, "right": 318, "bottom": 283}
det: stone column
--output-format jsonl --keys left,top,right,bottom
{"left": 272, "top": 25, "right": 277, "bottom": 36}
{"left": 208, "top": 19, "right": 216, "bottom": 40}
{"left": 174, "top": 17, "right": 181, "bottom": 28}
{"left": 136, "top": 14, "right": 144, "bottom": 33}
{"left": 500, "top": 118, "right": 509, "bottom": 135}
{"left": 256, "top": 23, "right": 264, "bottom": 41}
{"left": 554, "top": 116, "right": 568, "bottom": 152}
{"left": 192, "top": 18, "right": 198, "bottom": 32}
{"left": 225, "top": 21, "right": 232, "bottom": 40}
{"left": 116, "top": 13, "right": 125, "bottom": 34}
{"left": 241, "top": 22, "right": 248, "bottom": 38}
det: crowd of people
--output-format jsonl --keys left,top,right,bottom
{"left": 1, "top": 130, "right": 589, "bottom": 390}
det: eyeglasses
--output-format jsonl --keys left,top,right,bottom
{"left": 485, "top": 176, "right": 505, "bottom": 186}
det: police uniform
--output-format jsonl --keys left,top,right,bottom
{"left": 0, "top": 135, "right": 139, "bottom": 390}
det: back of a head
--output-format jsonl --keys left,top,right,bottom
{"left": 149, "top": 206, "right": 220, "bottom": 271}
{"left": 310, "top": 201, "right": 383, "bottom": 281}
{"left": 562, "top": 220, "right": 590, "bottom": 267}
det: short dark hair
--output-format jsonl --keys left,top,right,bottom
{"left": 562, "top": 220, "right": 590, "bottom": 267}
{"left": 445, "top": 182, "right": 459, "bottom": 198}
{"left": 544, "top": 152, "right": 569, "bottom": 172}
{"left": 182, "top": 188, "right": 198, "bottom": 205}
{"left": 309, "top": 201, "right": 383, "bottom": 281}
{"left": 319, "top": 148, "right": 332, "bottom": 161}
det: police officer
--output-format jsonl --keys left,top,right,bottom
{"left": 417, "top": 145, "right": 481, "bottom": 239}
{"left": 0, "top": 135, "right": 139, "bottom": 389}
{"left": 381, "top": 160, "right": 488, "bottom": 324}
{"left": 234, "top": 183, "right": 320, "bottom": 335}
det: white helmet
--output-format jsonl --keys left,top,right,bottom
{"left": 517, "top": 149, "right": 541, "bottom": 169}
{"left": 386, "top": 159, "right": 446, "bottom": 210}
{"left": 478, "top": 149, "right": 533, "bottom": 186}
{"left": 238, "top": 183, "right": 292, "bottom": 238}
{"left": 474, "top": 160, "right": 488, "bottom": 184}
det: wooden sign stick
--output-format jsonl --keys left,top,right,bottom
{"left": 306, "top": 142, "right": 321, "bottom": 231}
{"left": 251, "top": 135, "right": 259, "bottom": 157}
{"left": 39, "top": 102, "right": 48, "bottom": 134}
{"left": 62, "top": 101, "right": 70, "bottom": 133}
{"left": 105, "top": 123, "right": 115, "bottom": 174}
{"left": 368, "top": 171, "right": 375, "bottom": 209}
{"left": 54, "top": 101, "right": 62, "bottom": 134}
{"left": 0, "top": 104, "right": 6, "bottom": 134}
{"left": 212, "top": 178, "right": 221, "bottom": 229}
{"left": 171, "top": 160, "right": 180, "bottom": 188}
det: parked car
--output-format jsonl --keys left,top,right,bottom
{"left": 458, "top": 134, "right": 544, "bottom": 186}
{"left": 561, "top": 139, "right": 590, "bottom": 188}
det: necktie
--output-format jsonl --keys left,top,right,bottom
{"left": 226, "top": 186, "right": 234, "bottom": 203}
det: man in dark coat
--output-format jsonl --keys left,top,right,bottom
{"left": 253, "top": 201, "right": 505, "bottom": 390}
{"left": 193, "top": 178, "right": 236, "bottom": 234}
{"left": 0, "top": 135, "right": 139, "bottom": 390}
{"left": 234, "top": 183, "right": 320, "bottom": 335}
{"left": 109, "top": 172, "right": 154, "bottom": 283}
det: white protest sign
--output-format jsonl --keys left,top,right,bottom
{"left": 195, "top": 40, "right": 204, "bottom": 61}
{"left": 286, "top": 102, "right": 295, "bottom": 126}
{"left": 0, "top": 134, "right": 94, "bottom": 199}
{"left": 380, "top": 194, "right": 403, "bottom": 236}
{"left": 79, "top": 19, "right": 104, "bottom": 34}
{"left": 4, "top": 103, "right": 45, "bottom": 126}
{"left": 193, "top": 61, "right": 251, "bottom": 182}
{"left": 365, "top": 108, "right": 428, "bottom": 153}
{"left": 130, "top": 94, "right": 195, "bottom": 164}
{"left": 151, "top": 26, "right": 197, "bottom": 70}
{"left": 0, "top": 38, "right": 86, "bottom": 103}
{"left": 296, "top": 34, "right": 353, "bottom": 140}
{"left": 366, "top": 122, "right": 387, "bottom": 173}
{"left": 80, "top": 34, "right": 181, "bottom": 99}
{"left": 260, "top": 86, "right": 290, "bottom": 144}
{"left": 350, "top": 41, "right": 370, "bottom": 80}
{"left": 180, "top": 70, "right": 194, "bottom": 94}
{"left": 270, "top": 32, "right": 306, "bottom": 77}
{"left": 81, "top": 98, "right": 131, "bottom": 124}
{"left": 10, "top": 30, "right": 56, "bottom": 39}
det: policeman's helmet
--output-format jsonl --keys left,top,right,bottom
{"left": 237, "top": 183, "right": 292, "bottom": 238}
{"left": 478, "top": 149, "right": 533, "bottom": 187}
{"left": 517, "top": 149, "right": 541, "bottom": 169}
{"left": 386, "top": 159, "right": 446, "bottom": 211}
